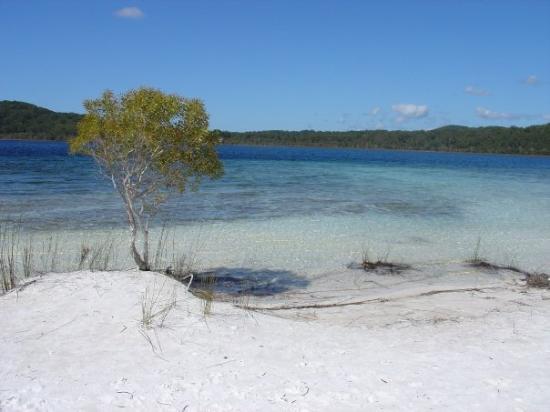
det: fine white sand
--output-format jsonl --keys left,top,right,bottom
{"left": 1, "top": 268, "right": 550, "bottom": 411}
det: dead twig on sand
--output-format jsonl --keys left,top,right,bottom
{"left": 5, "top": 279, "right": 39, "bottom": 296}
{"left": 236, "top": 286, "right": 500, "bottom": 312}
{"left": 35, "top": 316, "right": 79, "bottom": 340}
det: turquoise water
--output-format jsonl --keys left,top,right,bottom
{"left": 1, "top": 140, "right": 550, "bottom": 274}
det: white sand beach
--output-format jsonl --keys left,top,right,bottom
{"left": 1, "top": 268, "right": 549, "bottom": 411}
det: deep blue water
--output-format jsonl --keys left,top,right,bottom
{"left": 3, "top": 139, "right": 550, "bottom": 169}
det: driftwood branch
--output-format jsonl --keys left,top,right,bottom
{"left": 236, "top": 287, "right": 501, "bottom": 312}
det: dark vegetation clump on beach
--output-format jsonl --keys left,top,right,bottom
{"left": 525, "top": 273, "right": 550, "bottom": 288}
{"left": 361, "top": 259, "right": 411, "bottom": 274}
{"left": 348, "top": 249, "right": 412, "bottom": 275}
{"left": 467, "top": 259, "right": 524, "bottom": 274}
{"left": 466, "top": 239, "right": 549, "bottom": 289}
{"left": 465, "top": 238, "right": 521, "bottom": 272}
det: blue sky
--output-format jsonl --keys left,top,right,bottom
{"left": 1, "top": 0, "right": 549, "bottom": 131}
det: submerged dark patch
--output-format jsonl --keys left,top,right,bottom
{"left": 189, "top": 267, "right": 309, "bottom": 296}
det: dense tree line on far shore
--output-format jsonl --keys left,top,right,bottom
{"left": 1, "top": 100, "right": 549, "bottom": 155}
{"left": 219, "top": 124, "right": 550, "bottom": 155}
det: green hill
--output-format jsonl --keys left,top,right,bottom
{"left": 1, "top": 100, "right": 549, "bottom": 154}
{"left": 0, "top": 100, "right": 83, "bottom": 140}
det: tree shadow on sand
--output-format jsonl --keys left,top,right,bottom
{"left": 189, "top": 267, "right": 309, "bottom": 296}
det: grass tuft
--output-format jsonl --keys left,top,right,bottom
{"left": 78, "top": 243, "right": 92, "bottom": 270}
{"left": 38, "top": 235, "right": 60, "bottom": 274}
{"left": 87, "top": 238, "right": 115, "bottom": 271}
{"left": 356, "top": 248, "right": 411, "bottom": 274}
{"left": 140, "top": 281, "right": 177, "bottom": 329}
{"left": 525, "top": 273, "right": 549, "bottom": 288}
{"left": 0, "top": 222, "right": 20, "bottom": 292}
{"left": 22, "top": 236, "right": 34, "bottom": 278}
{"left": 190, "top": 273, "right": 216, "bottom": 316}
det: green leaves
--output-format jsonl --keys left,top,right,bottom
{"left": 70, "top": 87, "right": 223, "bottom": 195}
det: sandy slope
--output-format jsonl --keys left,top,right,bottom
{"left": 1, "top": 269, "right": 549, "bottom": 411}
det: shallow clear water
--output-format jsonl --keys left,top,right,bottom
{"left": 1, "top": 140, "right": 550, "bottom": 275}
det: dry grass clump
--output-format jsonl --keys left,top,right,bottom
{"left": 150, "top": 225, "right": 200, "bottom": 290}
{"left": 88, "top": 238, "right": 116, "bottom": 271}
{"left": 165, "top": 254, "right": 195, "bottom": 283}
{"left": 190, "top": 273, "right": 216, "bottom": 316}
{"left": 22, "top": 236, "right": 34, "bottom": 278}
{"left": 466, "top": 239, "right": 550, "bottom": 289}
{"left": 140, "top": 282, "right": 177, "bottom": 329}
{"left": 466, "top": 238, "right": 491, "bottom": 268}
{"left": 0, "top": 218, "right": 207, "bottom": 296}
{"left": 78, "top": 243, "right": 92, "bottom": 270}
{"left": 0, "top": 219, "right": 124, "bottom": 293}
{"left": 38, "top": 235, "right": 61, "bottom": 273}
{"left": 0, "top": 222, "right": 19, "bottom": 292}
{"left": 525, "top": 273, "right": 549, "bottom": 289}
{"left": 465, "top": 238, "right": 524, "bottom": 273}
{"left": 1, "top": 220, "right": 62, "bottom": 292}
{"left": 355, "top": 248, "right": 411, "bottom": 274}
{"left": 232, "top": 279, "right": 254, "bottom": 311}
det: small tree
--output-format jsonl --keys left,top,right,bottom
{"left": 70, "top": 87, "right": 223, "bottom": 270}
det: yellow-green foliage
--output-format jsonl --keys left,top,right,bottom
{"left": 70, "top": 87, "right": 223, "bottom": 193}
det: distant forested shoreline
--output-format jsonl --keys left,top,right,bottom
{"left": 0, "top": 101, "right": 82, "bottom": 141}
{"left": 2, "top": 100, "right": 549, "bottom": 155}
{"left": 219, "top": 125, "right": 550, "bottom": 155}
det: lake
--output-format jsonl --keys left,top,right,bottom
{"left": 1, "top": 139, "right": 550, "bottom": 276}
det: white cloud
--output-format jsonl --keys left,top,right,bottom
{"left": 465, "top": 85, "right": 489, "bottom": 96}
{"left": 477, "top": 108, "right": 549, "bottom": 122}
{"left": 525, "top": 75, "right": 539, "bottom": 85}
{"left": 370, "top": 106, "right": 381, "bottom": 116}
{"left": 476, "top": 107, "right": 522, "bottom": 120}
{"left": 392, "top": 103, "right": 429, "bottom": 123}
{"left": 114, "top": 7, "right": 145, "bottom": 19}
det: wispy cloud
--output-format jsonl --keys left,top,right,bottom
{"left": 465, "top": 85, "right": 490, "bottom": 96}
{"left": 476, "top": 107, "right": 523, "bottom": 120}
{"left": 392, "top": 103, "right": 429, "bottom": 123}
{"left": 361, "top": 107, "right": 381, "bottom": 117}
{"left": 524, "top": 74, "right": 539, "bottom": 85}
{"left": 114, "top": 6, "right": 145, "bottom": 19}
{"left": 543, "top": 113, "right": 550, "bottom": 121}
{"left": 369, "top": 106, "right": 381, "bottom": 116}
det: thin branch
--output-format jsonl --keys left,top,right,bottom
{"left": 236, "top": 287, "right": 501, "bottom": 312}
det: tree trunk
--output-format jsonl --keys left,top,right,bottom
{"left": 143, "top": 221, "right": 150, "bottom": 270}
{"left": 125, "top": 198, "right": 150, "bottom": 271}
{"left": 130, "top": 229, "right": 150, "bottom": 271}
{"left": 118, "top": 177, "right": 151, "bottom": 271}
